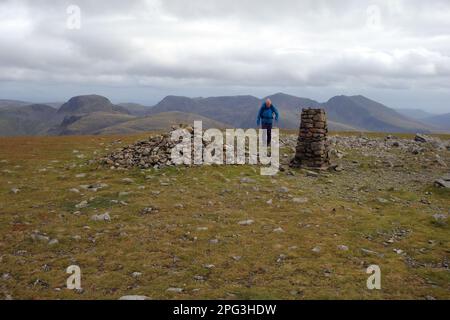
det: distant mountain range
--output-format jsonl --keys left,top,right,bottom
{"left": 395, "top": 108, "right": 450, "bottom": 131}
{"left": 421, "top": 113, "right": 450, "bottom": 131}
{"left": 0, "top": 93, "right": 448, "bottom": 136}
{"left": 395, "top": 108, "right": 436, "bottom": 120}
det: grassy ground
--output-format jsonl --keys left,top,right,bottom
{"left": 0, "top": 132, "right": 448, "bottom": 300}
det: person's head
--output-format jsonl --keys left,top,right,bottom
{"left": 265, "top": 98, "right": 272, "bottom": 107}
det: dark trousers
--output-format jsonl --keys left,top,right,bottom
{"left": 261, "top": 123, "right": 272, "bottom": 145}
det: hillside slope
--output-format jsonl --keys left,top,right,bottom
{"left": 324, "top": 95, "right": 431, "bottom": 133}
{"left": 58, "top": 95, "right": 129, "bottom": 115}
{"left": 396, "top": 108, "right": 436, "bottom": 120}
{"left": 266, "top": 93, "right": 343, "bottom": 129}
{"left": 49, "top": 112, "right": 136, "bottom": 136}
{"left": 0, "top": 104, "right": 62, "bottom": 136}
{"left": 99, "top": 111, "right": 230, "bottom": 135}
{"left": 148, "top": 95, "right": 261, "bottom": 128}
{"left": 421, "top": 113, "right": 450, "bottom": 132}
{"left": 118, "top": 103, "right": 152, "bottom": 116}
{"left": 0, "top": 99, "right": 31, "bottom": 110}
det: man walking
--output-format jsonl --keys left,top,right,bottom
{"left": 256, "top": 98, "right": 279, "bottom": 145}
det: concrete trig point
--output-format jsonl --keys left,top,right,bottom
{"left": 290, "top": 108, "right": 330, "bottom": 169}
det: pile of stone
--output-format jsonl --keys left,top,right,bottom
{"left": 414, "top": 133, "right": 449, "bottom": 150}
{"left": 291, "top": 108, "right": 330, "bottom": 168}
{"left": 100, "top": 125, "right": 242, "bottom": 170}
{"left": 435, "top": 173, "right": 450, "bottom": 189}
{"left": 100, "top": 125, "right": 189, "bottom": 169}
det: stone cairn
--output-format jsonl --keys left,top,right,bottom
{"left": 99, "top": 125, "right": 245, "bottom": 170}
{"left": 100, "top": 129, "right": 178, "bottom": 169}
{"left": 290, "top": 108, "right": 330, "bottom": 168}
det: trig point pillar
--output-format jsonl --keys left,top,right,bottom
{"left": 290, "top": 108, "right": 330, "bottom": 168}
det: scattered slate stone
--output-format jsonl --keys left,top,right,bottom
{"left": 277, "top": 187, "right": 289, "bottom": 193}
{"left": 140, "top": 206, "right": 159, "bottom": 215}
{"left": 292, "top": 197, "right": 308, "bottom": 204}
{"left": 48, "top": 239, "right": 59, "bottom": 246}
{"left": 33, "top": 279, "right": 49, "bottom": 288}
{"left": 209, "top": 238, "right": 219, "bottom": 244}
{"left": 434, "top": 174, "right": 450, "bottom": 188}
{"left": 75, "top": 200, "right": 88, "bottom": 209}
{"left": 240, "top": 177, "right": 255, "bottom": 184}
{"left": 10, "top": 188, "right": 20, "bottom": 194}
{"left": 131, "top": 272, "right": 142, "bottom": 278}
{"left": 323, "top": 269, "right": 333, "bottom": 277}
{"left": 414, "top": 134, "right": 431, "bottom": 143}
{"left": 2, "top": 273, "right": 12, "bottom": 280}
{"left": 273, "top": 227, "right": 284, "bottom": 233}
{"left": 69, "top": 188, "right": 80, "bottom": 193}
{"left": 337, "top": 245, "right": 349, "bottom": 251}
{"left": 305, "top": 170, "right": 319, "bottom": 177}
{"left": 75, "top": 173, "right": 86, "bottom": 178}
{"left": 89, "top": 183, "right": 109, "bottom": 191}
{"left": 432, "top": 214, "right": 448, "bottom": 226}
{"left": 74, "top": 288, "right": 84, "bottom": 294}
{"left": 203, "top": 264, "right": 215, "bottom": 269}
{"left": 238, "top": 219, "right": 254, "bottom": 226}
{"left": 90, "top": 212, "right": 111, "bottom": 222}
{"left": 167, "top": 287, "right": 183, "bottom": 293}
{"left": 122, "top": 178, "right": 134, "bottom": 184}
{"left": 312, "top": 246, "right": 321, "bottom": 253}
{"left": 31, "top": 232, "right": 50, "bottom": 243}
{"left": 361, "top": 248, "right": 379, "bottom": 256}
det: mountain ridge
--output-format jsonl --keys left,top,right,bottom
{"left": 0, "top": 93, "right": 446, "bottom": 136}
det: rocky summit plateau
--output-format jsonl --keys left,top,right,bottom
{"left": 0, "top": 123, "right": 448, "bottom": 299}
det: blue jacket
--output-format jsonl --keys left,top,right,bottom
{"left": 257, "top": 103, "right": 279, "bottom": 125}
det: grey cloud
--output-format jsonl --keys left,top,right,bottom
{"left": 0, "top": 0, "right": 450, "bottom": 112}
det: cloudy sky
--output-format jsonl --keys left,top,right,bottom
{"left": 1, "top": 0, "right": 450, "bottom": 112}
